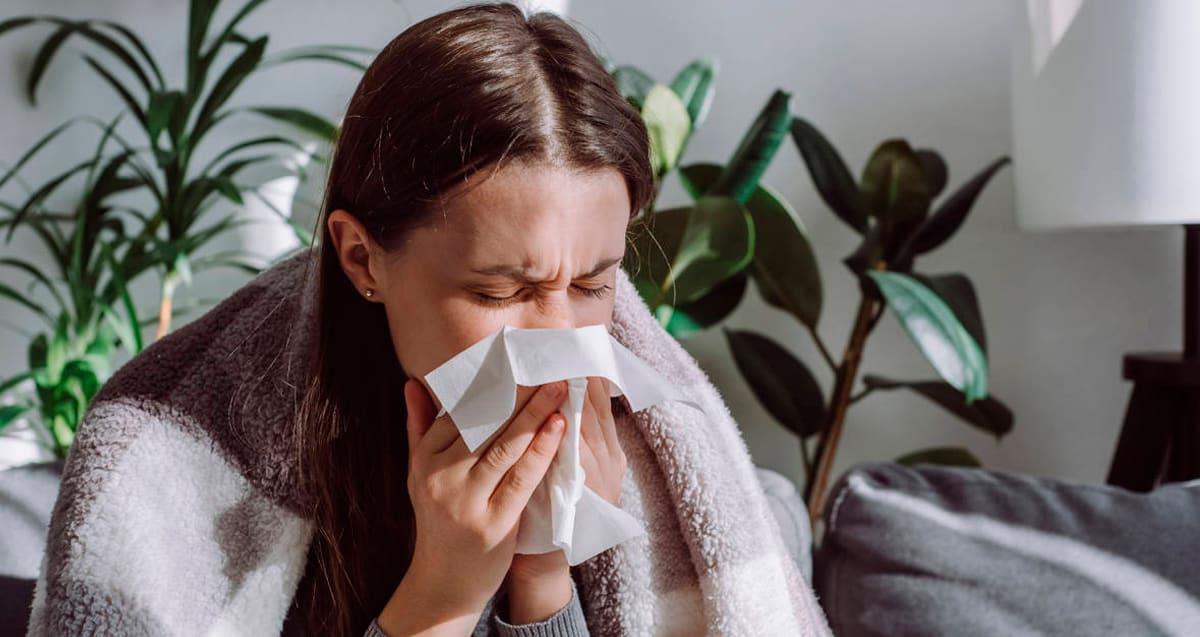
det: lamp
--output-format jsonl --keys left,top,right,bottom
{"left": 1012, "top": 0, "right": 1200, "bottom": 490}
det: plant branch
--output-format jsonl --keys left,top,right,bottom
{"left": 804, "top": 293, "right": 881, "bottom": 522}
{"left": 806, "top": 324, "right": 837, "bottom": 373}
{"left": 847, "top": 386, "right": 873, "bottom": 405}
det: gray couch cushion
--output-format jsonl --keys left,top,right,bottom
{"left": 814, "top": 461, "right": 1200, "bottom": 637}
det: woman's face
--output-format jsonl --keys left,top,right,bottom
{"left": 327, "top": 162, "right": 631, "bottom": 411}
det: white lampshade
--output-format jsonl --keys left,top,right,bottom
{"left": 1012, "top": 0, "right": 1200, "bottom": 230}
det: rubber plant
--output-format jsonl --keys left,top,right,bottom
{"left": 609, "top": 59, "right": 1013, "bottom": 522}
{"left": 0, "top": 0, "right": 369, "bottom": 458}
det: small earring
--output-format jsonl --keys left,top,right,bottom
{"left": 364, "top": 288, "right": 375, "bottom": 298}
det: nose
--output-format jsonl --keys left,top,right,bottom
{"left": 518, "top": 293, "right": 575, "bottom": 331}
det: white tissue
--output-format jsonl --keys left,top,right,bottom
{"left": 422, "top": 323, "right": 705, "bottom": 565}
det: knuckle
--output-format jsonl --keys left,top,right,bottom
{"left": 507, "top": 466, "right": 535, "bottom": 493}
{"left": 482, "top": 438, "right": 516, "bottom": 472}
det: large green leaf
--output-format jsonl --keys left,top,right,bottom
{"left": 680, "top": 162, "right": 822, "bottom": 328}
{"left": 669, "top": 58, "right": 717, "bottom": 128}
{"left": 866, "top": 270, "right": 987, "bottom": 402}
{"left": 896, "top": 446, "right": 981, "bottom": 468}
{"left": 790, "top": 117, "right": 867, "bottom": 233}
{"left": 642, "top": 84, "right": 691, "bottom": 177}
{"left": 724, "top": 328, "right": 825, "bottom": 438}
{"left": 625, "top": 196, "right": 754, "bottom": 308}
{"left": 863, "top": 374, "right": 1013, "bottom": 438}
{"left": 910, "top": 272, "right": 987, "bottom": 355}
{"left": 708, "top": 89, "right": 791, "bottom": 205}
{"left": 660, "top": 271, "right": 747, "bottom": 338}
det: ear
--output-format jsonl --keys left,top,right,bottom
{"left": 326, "top": 209, "right": 381, "bottom": 301}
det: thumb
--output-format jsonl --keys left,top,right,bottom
{"left": 404, "top": 377, "right": 435, "bottom": 457}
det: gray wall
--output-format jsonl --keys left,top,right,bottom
{"left": 0, "top": 1, "right": 1179, "bottom": 488}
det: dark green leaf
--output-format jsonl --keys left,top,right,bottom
{"left": 625, "top": 196, "right": 754, "bottom": 308}
{"left": 260, "top": 45, "right": 370, "bottom": 71}
{"left": 680, "top": 162, "right": 822, "bottom": 328}
{"left": 708, "top": 89, "right": 791, "bottom": 205}
{"left": 193, "top": 35, "right": 268, "bottom": 142}
{"left": 859, "top": 140, "right": 931, "bottom": 258}
{"left": 0, "top": 118, "right": 81, "bottom": 192}
{"left": 243, "top": 106, "right": 338, "bottom": 140}
{"left": 914, "top": 149, "right": 948, "bottom": 199}
{"left": 26, "top": 24, "right": 73, "bottom": 106}
{"left": 790, "top": 117, "right": 867, "bottom": 233}
{"left": 28, "top": 333, "right": 48, "bottom": 371}
{"left": 864, "top": 374, "right": 1013, "bottom": 438}
{"left": 0, "top": 282, "right": 52, "bottom": 324}
{"left": 661, "top": 271, "right": 747, "bottom": 338}
{"left": 0, "top": 404, "right": 30, "bottom": 432}
{"left": 896, "top": 446, "right": 982, "bottom": 468}
{"left": 80, "top": 54, "right": 147, "bottom": 125}
{"left": 725, "top": 328, "right": 826, "bottom": 438}
{"left": 909, "top": 156, "right": 1010, "bottom": 256}
{"left": 146, "top": 90, "right": 183, "bottom": 144}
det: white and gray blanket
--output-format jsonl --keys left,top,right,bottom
{"left": 25, "top": 247, "right": 833, "bottom": 636}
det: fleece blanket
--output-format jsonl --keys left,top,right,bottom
{"left": 25, "top": 246, "right": 832, "bottom": 636}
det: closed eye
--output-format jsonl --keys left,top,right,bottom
{"left": 474, "top": 283, "right": 613, "bottom": 307}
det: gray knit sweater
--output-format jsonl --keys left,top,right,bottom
{"left": 363, "top": 574, "right": 588, "bottom": 636}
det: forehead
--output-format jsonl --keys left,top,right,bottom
{"left": 425, "top": 162, "right": 630, "bottom": 258}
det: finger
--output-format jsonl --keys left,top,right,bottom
{"left": 489, "top": 409, "right": 567, "bottom": 519}
{"left": 579, "top": 432, "right": 599, "bottom": 477}
{"left": 579, "top": 379, "right": 608, "bottom": 457}
{"left": 404, "top": 378, "right": 436, "bottom": 457}
{"left": 589, "top": 376, "right": 622, "bottom": 455}
{"left": 404, "top": 379, "right": 462, "bottom": 456}
{"left": 467, "top": 380, "right": 567, "bottom": 489}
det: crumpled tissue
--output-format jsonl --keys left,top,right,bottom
{"left": 423, "top": 323, "right": 705, "bottom": 565}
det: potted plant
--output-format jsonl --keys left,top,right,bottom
{"left": 0, "top": 0, "right": 370, "bottom": 464}
{"left": 611, "top": 59, "right": 1012, "bottom": 520}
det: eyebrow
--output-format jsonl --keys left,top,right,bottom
{"left": 471, "top": 255, "right": 623, "bottom": 283}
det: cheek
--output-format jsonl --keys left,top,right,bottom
{"left": 388, "top": 298, "right": 505, "bottom": 377}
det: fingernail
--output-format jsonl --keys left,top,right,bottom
{"left": 548, "top": 414, "right": 564, "bottom": 432}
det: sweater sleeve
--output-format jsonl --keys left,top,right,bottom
{"left": 490, "top": 575, "right": 589, "bottom": 637}
{"left": 361, "top": 576, "right": 589, "bottom": 637}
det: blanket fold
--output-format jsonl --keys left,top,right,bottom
{"left": 26, "top": 247, "right": 832, "bottom": 636}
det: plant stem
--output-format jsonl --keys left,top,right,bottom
{"left": 798, "top": 435, "right": 812, "bottom": 477}
{"left": 804, "top": 294, "right": 880, "bottom": 522}
{"left": 807, "top": 325, "right": 837, "bottom": 373}
{"left": 848, "top": 387, "right": 874, "bottom": 405}
{"left": 155, "top": 279, "right": 173, "bottom": 341}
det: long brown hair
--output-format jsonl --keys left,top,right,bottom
{"left": 293, "top": 2, "right": 655, "bottom": 634}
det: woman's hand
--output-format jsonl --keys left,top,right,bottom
{"left": 505, "top": 376, "right": 628, "bottom": 623}
{"left": 377, "top": 378, "right": 569, "bottom": 636}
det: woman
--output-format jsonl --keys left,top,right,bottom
{"left": 293, "top": 2, "right": 652, "bottom": 635}
{"left": 28, "top": 2, "right": 831, "bottom": 636}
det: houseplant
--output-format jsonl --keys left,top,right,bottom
{"left": 0, "top": 0, "right": 369, "bottom": 460}
{"left": 610, "top": 59, "right": 1013, "bottom": 520}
